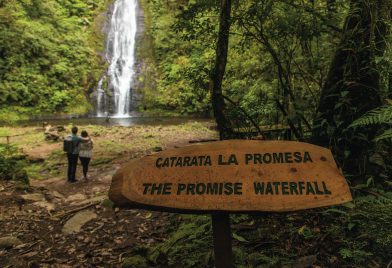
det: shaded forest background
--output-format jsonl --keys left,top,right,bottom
{"left": 1, "top": 0, "right": 392, "bottom": 267}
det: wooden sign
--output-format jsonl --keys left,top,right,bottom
{"left": 109, "top": 140, "right": 352, "bottom": 212}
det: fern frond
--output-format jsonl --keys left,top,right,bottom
{"left": 349, "top": 104, "right": 392, "bottom": 128}
{"left": 374, "top": 129, "right": 392, "bottom": 142}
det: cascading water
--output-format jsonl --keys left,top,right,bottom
{"left": 96, "top": 0, "right": 137, "bottom": 117}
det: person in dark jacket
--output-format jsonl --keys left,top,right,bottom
{"left": 65, "top": 126, "right": 85, "bottom": 183}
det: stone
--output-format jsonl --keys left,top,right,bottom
{"left": 151, "top": 146, "right": 162, "bottom": 152}
{"left": 62, "top": 210, "right": 97, "bottom": 234}
{"left": 70, "top": 195, "right": 106, "bottom": 206}
{"left": 51, "top": 191, "right": 65, "bottom": 200}
{"left": 145, "top": 239, "right": 155, "bottom": 244}
{"left": 65, "top": 193, "right": 87, "bottom": 202}
{"left": 44, "top": 132, "right": 60, "bottom": 142}
{"left": 0, "top": 236, "right": 23, "bottom": 249}
{"left": 55, "top": 126, "right": 66, "bottom": 132}
{"left": 21, "top": 193, "right": 45, "bottom": 202}
{"left": 33, "top": 201, "right": 55, "bottom": 212}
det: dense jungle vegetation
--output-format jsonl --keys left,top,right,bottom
{"left": 141, "top": 0, "right": 392, "bottom": 183}
{"left": 139, "top": 0, "right": 392, "bottom": 266}
{"left": 141, "top": 0, "right": 345, "bottom": 117}
{"left": 0, "top": 0, "right": 110, "bottom": 121}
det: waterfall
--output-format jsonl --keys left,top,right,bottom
{"left": 96, "top": 0, "right": 137, "bottom": 117}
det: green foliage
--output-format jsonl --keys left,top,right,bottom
{"left": 0, "top": 144, "right": 29, "bottom": 185}
{"left": 338, "top": 242, "right": 373, "bottom": 263}
{"left": 0, "top": 107, "right": 30, "bottom": 124}
{"left": 140, "top": 0, "right": 346, "bottom": 127}
{"left": 330, "top": 195, "right": 392, "bottom": 265}
{"left": 247, "top": 252, "right": 281, "bottom": 267}
{"left": 349, "top": 103, "right": 392, "bottom": 128}
{"left": 148, "top": 215, "right": 213, "bottom": 267}
{"left": 140, "top": 0, "right": 214, "bottom": 115}
{"left": 347, "top": 102, "right": 392, "bottom": 143}
{"left": 131, "top": 0, "right": 392, "bottom": 185}
{"left": 139, "top": 195, "right": 392, "bottom": 267}
{"left": 0, "top": 0, "right": 109, "bottom": 120}
{"left": 375, "top": 128, "right": 392, "bottom": 141}
{"left": 122, "top": 255, "right": 149, "bottom": 268}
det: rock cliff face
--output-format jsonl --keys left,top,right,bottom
{"left": 131, "top": 2, "right": 146, "bottom": 112}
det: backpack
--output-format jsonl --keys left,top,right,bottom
{"left": 63, "top": 135, "right": 76, "bottom": 154}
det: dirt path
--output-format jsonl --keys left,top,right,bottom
{"left": 23, "top": 143, "right": 61, "bottom": 160}
{"left": 0, "top": 165, "right": 170, "bottom": 267}
{"left": 0, "top": 122, "right": 218, "bottom": 267}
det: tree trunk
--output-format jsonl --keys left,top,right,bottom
{"left": 209, "top": 0, "right": 233, "bottom": 140}
{"left": 312, "top": 0, "right": 391, "bottom": 178}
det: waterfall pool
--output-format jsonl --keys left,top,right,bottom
{"left": 11, "top": 116, "right": 213, "bottom": 128}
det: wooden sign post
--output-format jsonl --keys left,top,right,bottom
{"left": 109, "top": 140, "right": 352, "bottom": 267}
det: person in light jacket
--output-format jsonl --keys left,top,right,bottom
{"left": 79, "top": 130, "right": 93, "bottom": 181}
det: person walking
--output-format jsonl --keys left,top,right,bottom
{"left": 64, "top": 126, "right": 84, "bottom": 183}
{"left": 79, "top": 130, "right": 93, "bottom": 181}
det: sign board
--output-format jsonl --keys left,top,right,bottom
{"left": 109, "top": 140, "right": 352, "bottom": 212}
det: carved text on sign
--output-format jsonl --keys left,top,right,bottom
{"left": 109, "top": 140, "right": 352, "bottom": 212}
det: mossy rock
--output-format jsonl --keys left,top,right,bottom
{"left": 122, "top": 255, "right": 149, "bottom": 268}
{"left": 100, "top": 198, "right": 114, "bottom": 209}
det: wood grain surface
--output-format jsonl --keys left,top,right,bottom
{"left": 109, "top": 140, "right": 352, "bottom": 212}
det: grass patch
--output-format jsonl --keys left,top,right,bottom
{"left": 0, "top": 127, "right": 12, "bottom": 136}
{"left": 3, "top": 122, "right": 217, "bottom": 183}
{"left": 24, "top": 163, "right": 46, "bottom": 180}
{"left": 91, "top": 157, "right": 116, "bottom": 166}
{"left": 0, "top": 143, "right": 29, "bottom": 186}
{"left": 0, "top": 107, "right": 31, "bottom": 124}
